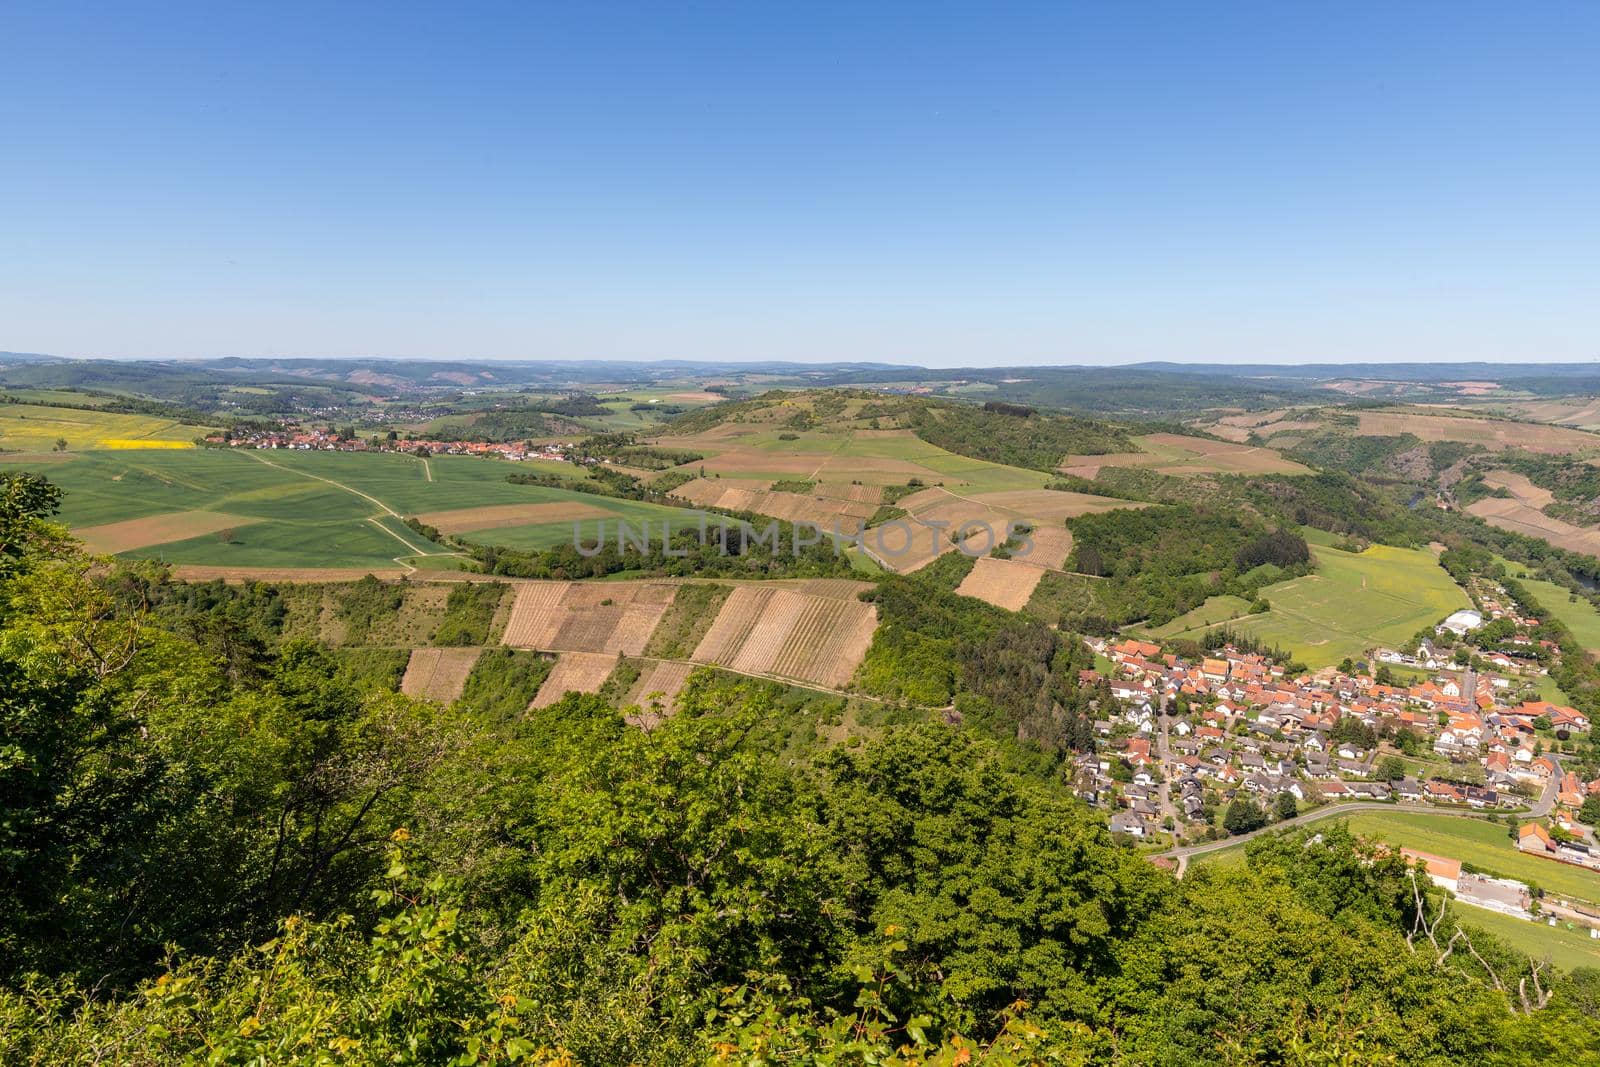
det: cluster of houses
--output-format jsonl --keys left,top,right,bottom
{"left": 1077, "top": 636, "right": 1600, "bottom": 844}
{"left": 205, "top": 428, "right": 577, "bottom": 463}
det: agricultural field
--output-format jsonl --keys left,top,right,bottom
{"left": 1467, "top": 496, "right": 1600, "bottom": 558}
{"left": 400, "top": 647, "right": 483, "bottom": 703}
{"left": 656, "top": 417, "right": 1053, "bottom": 492}
{"left": 691, "top": 584, "right": 877, "bottom": 688}
{"left": 1454, "top": 905, "right": 1600, "bottom": 973}
{"left": 0, "top": 401, "right": 213, "bottom": 452}
{"left": 872, "top": 485, "right": 1139, "bottom": 574}
{"left": 0, "top": 446, "right": 691, "bottom": 573}
{"left": 531, "top": 651, "right": 620, "bottom": 708}
{"left": 1490, "top": 397, "right": 1600, "bottom": 434}
{"left": 1500, "top": 565, "right": 1600, "bottom": 653}
{"left": 1059, "top": 432, "right": 1311, "bottom": 478}
{"left": 1339, "top": 811, "right": 1600, "bottom": 909}
{"left": 954, "top": 557, "right": 1047, "bottom": 612}
{"left": 1139, "top": 595, "right": 1257, "bottom": 640}
{"left": 1152, "top": 542, "right": 1469, "bottom": 667}
{"left": 500, "top": 580, "right": 679, "bottom": 655}
{"left": 1353, "top": 409, "right": 1600, "bottom": 454}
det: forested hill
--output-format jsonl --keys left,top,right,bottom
{"left": 662, "top": 388, "right": 1136, "bottom": 468}
{"left": 1, "top": 468, "right": 1598, "bottom": 1064}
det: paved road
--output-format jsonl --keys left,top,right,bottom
{"left": 1155, "top": 712, "right": 1178, "bottom": 826}
{"left": 1158, "top": 757, "right": 1560, "bottom": 877}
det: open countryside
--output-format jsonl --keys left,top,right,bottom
{"left": 8, "top": 7, "right": 1600, "bottom": 1058}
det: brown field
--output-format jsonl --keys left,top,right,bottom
{"left": 412, "top": 501, "right": 611, "bottom": 534}
{"left": 1018, "top": 525, "right": 1073, "bottom": 569}
{"left": 500, "top": 581, "right": 678, "bottom": 654}
{"left": 500, "top": 581, "right": 571, "bottom": 647}
{"left": 1060, "top": 433, "right": 1309, "bottom": 478}
{"left": 1355, "top": 411, "right": 1600, "bottom": 453}
{"left": 692, "top": 586, "right": 877, "bottom": 688}
{"left": 76, "top": 511, "right": 258, "bottom": 554}
{"left": 400, "top": 647, "right": 482, "bottom": 704}
{"left": 796, "top": 578, "right": 875, "bottom": 599}
{"left": 814, "top": 481, "right": 884, "bottom": 504}
{"left": 531, "top": 652, "right": 619, "bottom": 708}
{"left": 860, "top": 521, "right": 950, "bottom": 572}
{"left": 955, "top": 557, "right": 1047, "bottom": 612}
{"left": 1482, "top": 470, "right": 1556, "bottom": 509}
{"left": 669, "top": 477, "right": 768, "bottom": 506}
{"left": 865, "top": 486, "right": 1135, "bottom": 574}
{"left": 1216, "top": 409, "right": 1292, "bottom": 428}
{"left": 627, "top": 659, "right": 695, "bottom": 714}
{"left": 670, "top": 478, "right": 877, "bottom": 528}
{"left": 1466, "top": 497, "right": 1600, "bottom": 558}
{"left": 1501, "top": 398, "right": 1600, "bottom": 432}
{"left": 970, "top": 488, "right": 1144, "bottom": 522}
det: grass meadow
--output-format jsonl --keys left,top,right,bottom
{"left": 1156, "top": 542, "right": 1469, "bottom": 667}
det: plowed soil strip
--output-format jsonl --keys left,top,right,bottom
{"left": 400, "top": 647, "right": 483, "bottom": 703}
{"left": 531, "top": 652, "right": 618, "bottom": 708}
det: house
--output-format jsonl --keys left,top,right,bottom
{"left": 1517, "top": 822, "right": 1558, "bottom": 856}
{"left": 1109, "top": 812, "right": 1147, "bottom": 838}
{"left": 1402, "top": 848, "right": 1462, "bottom": 893}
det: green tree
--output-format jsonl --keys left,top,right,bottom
{"left": 1376, "top": 755, "right": 1409, "bottom": 781}
{"left": 1275, "top": 791, "right": 1299, "bottom": 820}
{"left": 1224, "top": 798, "right": 1268, "bottom": 835}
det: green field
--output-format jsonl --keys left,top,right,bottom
{"left": 1141, "top": 595, "right": 1254, "bottom": 639}
{"left": 1456, "top": 906, "right": 1600, "bottom": 972}
{"left": 1156, "top": 542, "right": 1469, "bottom": 667}
{"left": 0, "top": 448, "right": 692, "bottom": 570}
{"left": 0, "top": 402, "right": 213, "bottom": 452}
{"left": 1340, "top": 811, "right": 1600, "bottom": 907}
{"left": 1507, "top": 570, "right": 1600, "bottom": 653}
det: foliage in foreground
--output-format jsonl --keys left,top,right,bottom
{"left": 3, "top": 471, "right": 1600, "bottom": 1065}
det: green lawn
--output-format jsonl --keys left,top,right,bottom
{"left": 1340, "top": 811, "right": 1600, "bottom": 907}
{"left": 1456, "top": 906, "right": 1600, "bottom": 972}
{"left": 1157, "top": 542, "right": 1469, "bottom": 668}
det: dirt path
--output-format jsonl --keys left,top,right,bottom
{"left": 245, "top": 451, "right": 403, "bottom": 517}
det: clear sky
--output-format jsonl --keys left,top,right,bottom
{"left": 2, "top": 2, "right": 1597, "bottom": 367}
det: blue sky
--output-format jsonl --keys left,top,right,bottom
{"left": 1, "top": 2, "right": 1596, "bottom": 366}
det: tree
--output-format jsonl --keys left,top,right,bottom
{"left": 1580, "top": 794, "right": 1600, "bottom": 828}
{"left": 1224, "top": 798, "right": 1268, "bottom": 835}
{"left": 1275, "top": 792, "right": 1299, "bottom": 820}
{"left": 1375, "top": 754, "right": 1408, "bottom": 781}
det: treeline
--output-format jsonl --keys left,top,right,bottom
{"left": 573, "top": 431, "right": 704, "bottom": 470}
{"left": 910, "top": 403, "right": 1134, "bottom": 471}
{"left": 1064, "top": 506, "right": 1311, "bottom": 626}
{"left": 858, "top": 554, "right": 1106, "bottom": 765}
{"left": 467, "top": 515, "right": 858, "bottom": 582}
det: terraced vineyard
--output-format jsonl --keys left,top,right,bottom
{"left": 501, "top": 580, "right": 679, "bottom": 655}
{"left": 399, "top": 647, "right": 483, "bottom": 703}
{"left": 691, "top": 586, "right": 876, "bottom": 688}
{"left": 531, "top": 651, "right": 620, "bottom": 708}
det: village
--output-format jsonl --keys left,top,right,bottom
{"left": 1079, "top": 568, "right": 1600, "bottom": 934}
{"left": 203, "top": 425, "right": 580, "bottom": 464}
